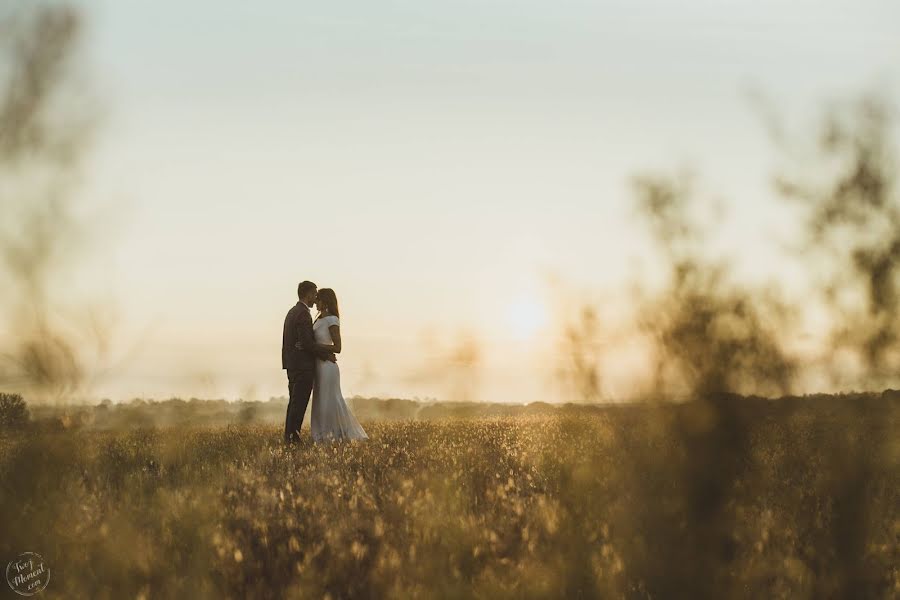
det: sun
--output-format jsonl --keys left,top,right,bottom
{"left": 507, "top": 296, "right": 548, "bottom": 341}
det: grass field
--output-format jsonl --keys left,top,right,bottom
{"left": 1, "top": 398, "right": 898, "bottom": 599}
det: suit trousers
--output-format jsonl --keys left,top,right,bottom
{"left": 285, "top": 368, "right": 314, "bottom": 442}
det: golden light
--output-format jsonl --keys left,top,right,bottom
{"left": 506, "top": 296, "right": 548, "bottom": 342}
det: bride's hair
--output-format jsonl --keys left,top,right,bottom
{"left": 317, "top": 288, "right": 339, "bottom": 318}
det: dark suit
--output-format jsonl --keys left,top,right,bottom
{"left": 282, "top": 301, "right": 319, "bottom": 442}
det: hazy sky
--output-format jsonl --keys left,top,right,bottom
{"left": 69, "top": 0, "right": 899, "bottom": 402}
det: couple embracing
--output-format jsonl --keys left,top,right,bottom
{"left": 281, "top": 280, "right": 368, "bottom": 443}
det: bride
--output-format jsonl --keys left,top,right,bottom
{"left": 306, "top": 288, "right": 368, "bottom": 442}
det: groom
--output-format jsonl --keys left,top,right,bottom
{"left": 282, "top": 280, "right": 336, "bottom": 443}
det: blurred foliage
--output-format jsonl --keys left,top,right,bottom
{"left": 775, "top": 97, "right": 900, "bottom": 386}
{"left": 594, "top": 95, "right": 900, "bottom": 598}
{"left": 0, "top": 392, "right": 29, "bottom": 429}
{"left": 0, "top": 3, "right": 99, "bottom": 398}
{"left": 632, "top": 173, "right": 796, "bottom": 400}
{"left": 555, "top": 306, "right": 604, "bottom": 403}
{"left": 0, "top": 2, "right": 104, "bottom": 401}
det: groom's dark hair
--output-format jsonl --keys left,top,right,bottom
{"left": 297, "top": 280, "right": 317, "bottom": 299}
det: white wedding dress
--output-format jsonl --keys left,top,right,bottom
{"left": 311, "top": 315, "right": 368, "bottom": 442}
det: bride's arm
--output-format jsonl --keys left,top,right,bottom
{"left": 313, "top": 325, "right": 342, "bottom": 354}
{"left": 296, "top": 318, "right": 337, "bottom": 362}
{"left": 298, "top": 324, "right": 342, "bottom": 354}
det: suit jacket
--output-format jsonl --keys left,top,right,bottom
{"left": 282, "top": 301, "right": 318, "bottom": 372}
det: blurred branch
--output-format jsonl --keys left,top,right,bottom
{"left": 0, "top": 3, "right": 102, "bottom": 401}
{"left": 776, "top": 95, "right": 900, "bottom": 383}
{"left": 555, "top": 306, "right": 603, "bottom": 403}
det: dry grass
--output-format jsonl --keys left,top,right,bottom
{"left": 1, "top": 400, "right": 897, "bottom": 599}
